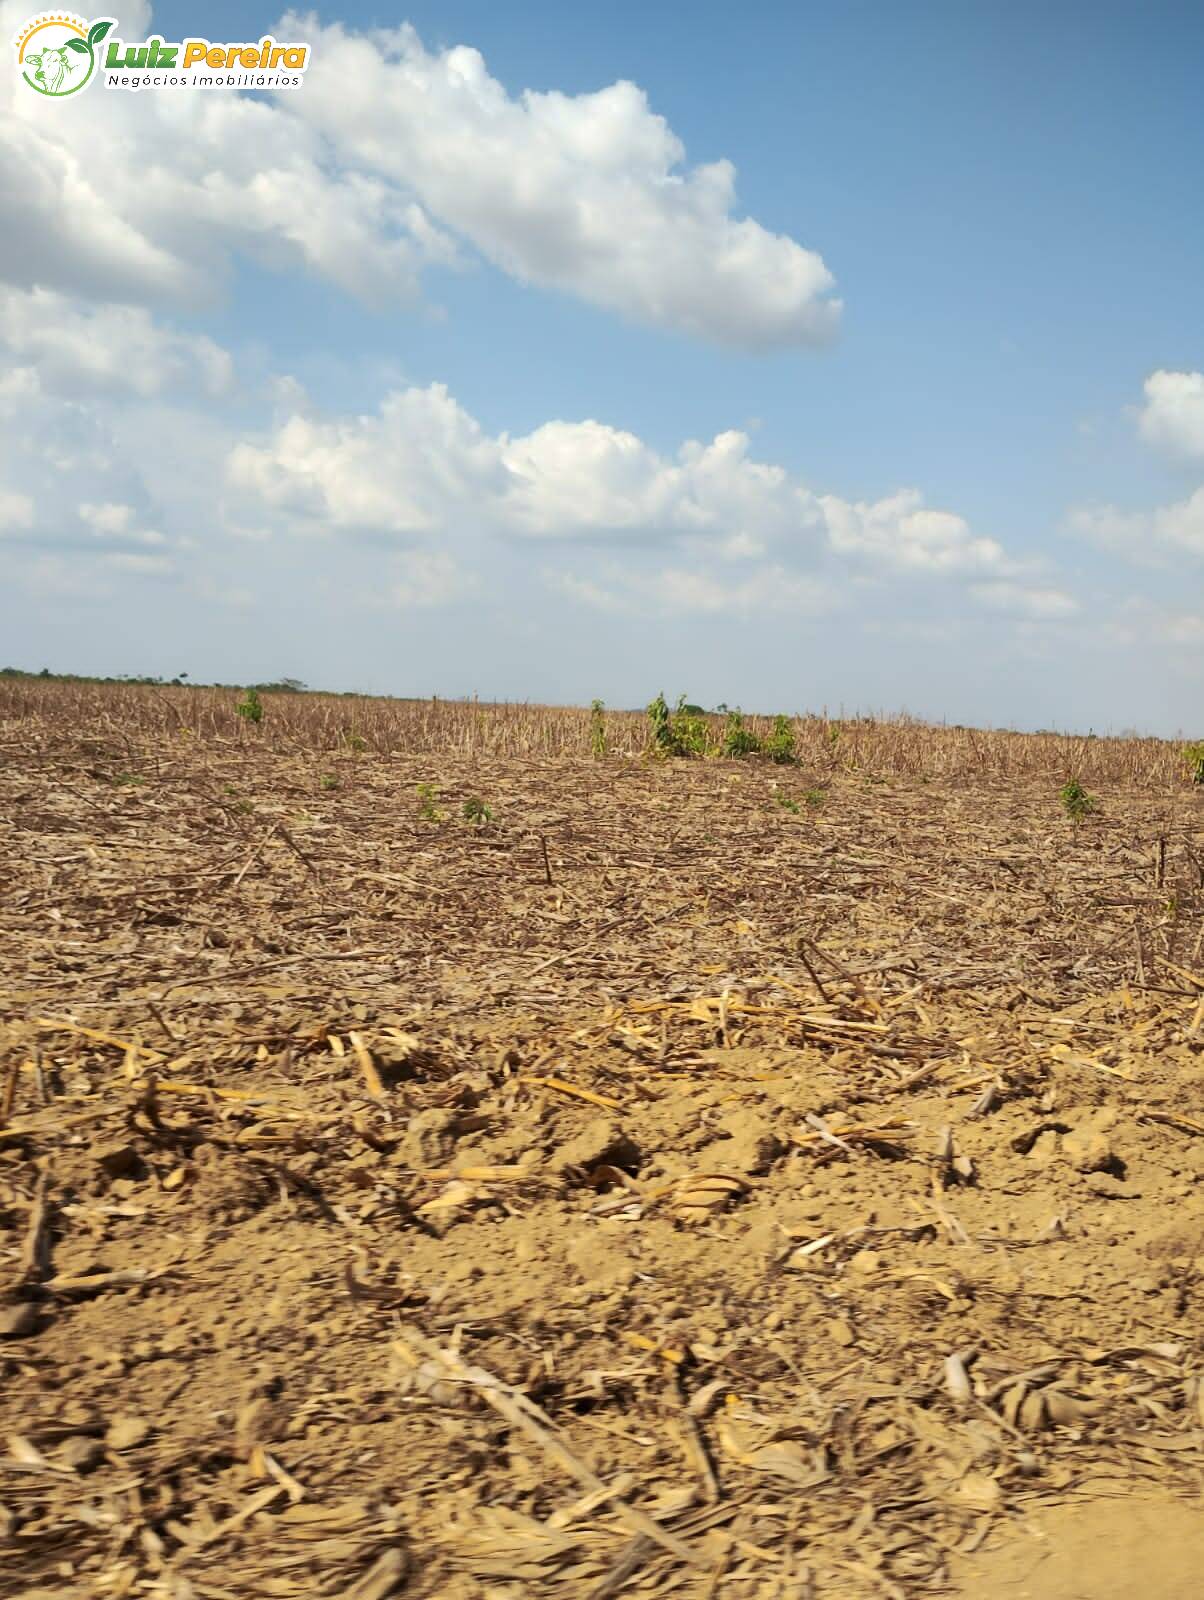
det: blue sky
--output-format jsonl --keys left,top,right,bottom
{"left": 1, "top": 0, "right": 1201, "bottom": 730}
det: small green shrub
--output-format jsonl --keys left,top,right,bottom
{"left": 775, "top": 786, "right": 825, "bottom": 815}
{"left": 342, "top": 729, "right": 367, "bottom": 753}
{"left": 1059, "top": 778, "right": 1096, "bottom": 820}
{"left": 721, "top": 711, "right": 761, "bottom": 758}
{"left": 671, "top": 696, "right": 711, "bottom": 756}
{"left": 462, "top": 797, "right": 494, "bottom": 824}
{"left": 647, "top": 692, "right": 675, "bottom": 754}
{"left": 235, "top": 687, "right": 263, "bottom": 724}
{"left": 1182, "top": 742, "right": 1204, "bottom": 785}
{"left": 417, "top": 782, "right": 443, "bottom": 821}
{"left": 764, "top": 714, "right": 796, "bottom": 765}
{"left": 646, "top": 692, "right": 712, "bottom": 757}
{"left": 113, "top": 771, "right": 145, "bottom": 786}
{"left": 320, "top": 773, "right": 339, "bottom": 791}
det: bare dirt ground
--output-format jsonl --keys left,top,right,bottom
{"left": 2, "top": 732, "right": 1203, "bottom": 1598}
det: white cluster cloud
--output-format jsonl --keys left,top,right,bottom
{"left": 0, "top": 2, "right": 836, "bottom": 348}
{"left": 1, "top": 51, "right": 449, "bottom": 309}
{"left": 0, "top": 312, "right": 186, "bottom": 584}
{"left": 386, "top": 548, "right": 475, "bottom": 609}
{"left": 0, "top": 287, "right": 231, "bottom": 396}
{"left": 0, "top": 487, "right": 33, "bottom": 532}
{"left": 1165, "top": 613, "right": 1204, "bottom": 644}
{"left": 227, "top": 385, "right": 508, "bottom": 536}
{"left": 504, "top": 424, "right": 819, "bottom": 544}
{"left": 1068, "top": 488, "right": 1204, "bottom": 561}
{"left": 0, "top": 4, "right": 1090, "bottom": 641}
{"left": 967, "top": 580, "right": 1080, "bottom": 619}
{"left": 1138, "top": 369, "right": 1204, "bottom": 460}
{"left": 227, "top": 380, "right": 1071, "bottom": 616}
{"left": 286, "top": 18, "right": 839, "bottom": 347}
{"left": 820, "top": 489, "right": 1009, "bottom": 575}
{"left": 227, "top": 386, "right": 823, "bottom": 548}
{"left": 1069, "top": 370, "right": 1204, "bottom": 563}
{"left": 79, "top": 501, "right": 168, "bottom": 547}
{"left": 554, "top": 564, "right": 838, "bottom": 618}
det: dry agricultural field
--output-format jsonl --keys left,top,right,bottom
{"left": 2, "top": 681, "right": 1203, "bottom": 1599}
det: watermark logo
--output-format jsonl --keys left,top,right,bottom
{"left": 13, "top": 14, "right": 310, "bottom": 94}
{"left": 15, "top": 14, "right": 113, "bottom": 96}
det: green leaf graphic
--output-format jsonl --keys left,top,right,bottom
{"left": 66, "top": 37, "right": 89, "bottom": 52}
{"left": 88, "top": 19, "right": 113, "bottom": 46}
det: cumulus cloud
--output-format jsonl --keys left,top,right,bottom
{"left": 0, "top": 288, "right": 231, "bottom": 397}
{"left": 79, "top": 502, "right": 169, "bottom": 546}
{"left": 0, "top": 1, "right": 456, "bottom": 309}
{"left": 503, "top": 423, "right": 819, "bottom": 543}
{"left": 0, "top": 327, "right": 190, "bottom": 593}
{"left": 554, "top": 564, "right": 839, "bottom": 618}
{"left": 286, "top": 17, "right": 839, "bottom": 348}
{"left": 0, "top": 487, "right": 33, "bottom": 532}
{"left": 0, "top": 391, "right": 141, "bottom": 535}
{"left": 0, "top": 279, "right": 1072, "bottom": 634}
{"left": 228, "top": 380, "right": 1063, "bottom": 617}
{"left": 0, "top": 1, "right": 836, "bottom": 348}
{"left": 1137, "top": 370, "right": 1204, "bottom": 460}
{"left": 386, "top": 548, "right": 475, "bottom": 609}
{"left": 967, "top": 581, "right": 1079, "bottom": 619}
{"left": 0, "top": 367, "right": 41, "bottom": 418}
{"left": 78, "top": 502, "right": 135, "bottom": 538}
{"left": 227, "top": 385, "right": 508, "bottom": 536}
{"left": 1165, "top": 613, "right": 1204, "bottom": 644}
{"left": 1067, "top": 369, "right": 1204, "bottom": 568}
{"left": 820, "top": 489, "right": 1011, "bottom": 576}
{"left": 227, "top": 386, "right": 821, "bottom": 546}
{"left": 101, "top": 551, "right": 174, "bottom": 576}
{"left": 228, "top": 383, "right": 813, "bottom": 555}
{"left": 1068, "top": 487, "right": 1204, "bottom": 561}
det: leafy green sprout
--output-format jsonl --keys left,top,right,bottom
{"left": 1182, "top": 742, "right": 1204, "bottom": 785}
{"left": 1059, "top": 778, "right": 1096, "bottom": 821}
{"left": 673, "top": 699, "right": 711, "bottom": 755}
{"left": 647, "top": 693, "right": 714, "bottom": 757}
{"left": 222, "top": 785, "right": 253, "bottom": 815}
{"left": 775, "top": 788, "right": 825, "bottom": 815}
{"left": 235, "top": 688, "right": 263, "bottom": 724}
{"left": 462, "top": 797, "right": 495, "bottom": 824}
{"left": 764, "top": 714, "right": 797, "bottom": 765}
{"left": 320, "top": 773, "right": 339, "bottom": 791}
{"left": 646, "top": 692, "right": 675, "bottom": 754}
{"left": 721, "top": 711, "right": 761, "bottom": 758}
{"left": 416, "top": 783, "right": 443, "bottom": 821}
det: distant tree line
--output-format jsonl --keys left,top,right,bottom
{"left": 0, "top": 667, "right": 309, "bottom": 692}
